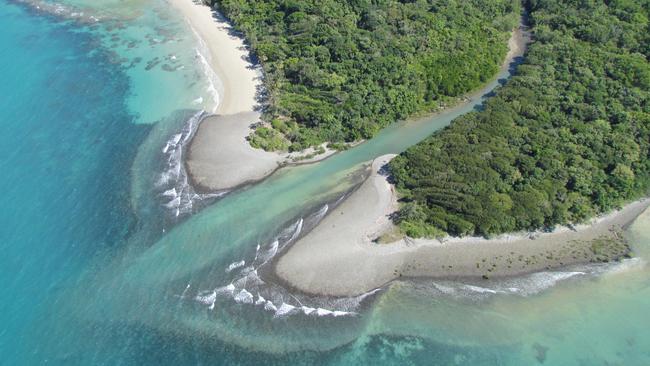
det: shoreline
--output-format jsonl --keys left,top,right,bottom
{"left": 168, "top": 0, "right": 284, "bottom": 192}
{"left": 274, "top": 155, "right": 650, "bottom": 297}
{"left": 174, "top": 3, "right": 530, "bottom": 193}
{"left": 184, "top": 112, "right": 340, "bottom": 193}
{"left": 170, "top": 0, "right": 336, "bottom": 192}
{"left": 169, "top": 0, "right": 258, "bottom": 115}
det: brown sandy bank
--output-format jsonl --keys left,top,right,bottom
{"left": 274, "top": 155, "right": 649, "bottom": 297}
{"left": 185, "top": 112, "right": 285, "bottom": 191}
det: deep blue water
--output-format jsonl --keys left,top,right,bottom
{"left": 0, "top": 2, "right": 149, "bottom": 363}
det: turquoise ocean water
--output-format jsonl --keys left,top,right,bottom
{"left": 0, "top": 2, "right": 147, "bottom": 362}
{"left": 1, "top": 1, "right": 649, "bottom": 365}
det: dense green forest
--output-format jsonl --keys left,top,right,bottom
{"left": 208, "top": 0, "right": 519, "bottom": 150}
{"left": 390, "top": 0, "right": 650, "bottom": 237}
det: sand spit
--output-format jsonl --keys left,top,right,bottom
{"left": 184, "top": 111, "right": 337, "bottom": 192}
{"left": 275, "top": 155, "right": 649, "bottom": 297}
{"left": 185, "top": 112, "right": 285, "bottom": 191}
{"left": 170, "top": 0, "right": 335, "bottom": 192}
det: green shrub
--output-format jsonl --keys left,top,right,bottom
{"left": 248, "top": 127, "right": 290, "bottom": 151}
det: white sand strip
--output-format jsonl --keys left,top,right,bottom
{"left": 169, "top": 0, "right": 257, "bottom": 114}
{"left": 275, "top": 154, "right": 649, "bottom": 296}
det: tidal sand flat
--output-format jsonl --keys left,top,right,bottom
{"left": 275, "top": 155, "right": 649, "bottom": 297}
{"left": 185, "top": 112, "right": 285, "bottom": 191}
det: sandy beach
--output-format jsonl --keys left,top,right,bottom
{"left": 184, "top": 111, "right": 282, "bottom": 191}
{"left": 170, "top": 0, "right": 334, "bottom": 192}
{"left": 168, "top": 0, "right": 284, "bottom": 191}
{"left": 169, "top": 0, "right": 257, "bottom": 115}
{"left": 275, "top": 154, "right": 649, "bottom": 296}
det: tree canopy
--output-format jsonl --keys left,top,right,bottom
{"left": 389, "top": 0, "right": 650, "bottom": 237}
{"left": 210, "top": 0, "right": 520, "bottom": 150}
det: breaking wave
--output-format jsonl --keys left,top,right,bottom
{"left": 188, "top": 24, "right": 221, "bottom": 113}
{"left": 156, "top": 111, "right": 226, "bottom": 222}
{"left": 184, "top": 190, "right": 643, "bottom": 320}
{"left": 188, "top": 200, "right": 381, "bottom": 318}
{"left": 421, "top": 257, "right": 645, "bottom": 300}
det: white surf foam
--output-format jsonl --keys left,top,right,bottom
{"left": 429, "top": 270, "right": 588, "bottom": 299}
{"left": 225, "top": 260, "right": 245, "bottom": 273}
{"left": 512, "top": 271, "right": 586, "bottom": 296}
{"left": 195, "top": 291, "right": 216, "bottom": 308}
{"left": 268, "top": 240, "right": 279, "bottom": 256}
{"left": 255, "top": 240, "right": 279, "bottom": 266}
{"left": 312, "top": 204, "right": 329, "bottom": 222}
{"left": 162, "top": 188, "right": 177, "bottom": 197}
{"left": 333, "top": 311, "right": 352, "bottom": 317}
{"left": 165, "top": 196, "right": 181, "bottom": 209}
{"left": 188, "top": 26, "right": 221, "bottom": 113}
{"left": 288, "top": 219, "right": 304, "bottom": 242}
{"left": 234, "top": 289, "right": 254, "bottom": 304}
{"left": 274, "top": 303, "right": 296, "bottom": 317}
{"left": 255, "top": 294, "right": 266, "bottom": 305}
{"left": 461, "top": 284, "right": 500, "bottom": 294}
{"left": 432, "top": 283, "right": 457, "bottom": 295}
{"left": 264, "top": 301, "right": 277, "bottom": 312}
{"left": 157, "top": 111, "right": 228, "bottom": 221}
{"left": 316, "top": 308, "right": 332, "bottom": 316}
{"left": 216, "top": 284, "right": 235, "bottom": 295}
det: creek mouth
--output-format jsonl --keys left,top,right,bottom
{"left": 52, "top": 11, "right": 546, "bottom": 354}
{"left": 136, "top": 14, "right": 537, "bottom": 316}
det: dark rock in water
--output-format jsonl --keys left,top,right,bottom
{"left": 145, "top": 58, "right": 161, "bottom": 71}
{"left": 532, "top": 342, "right": 549, "bottom": 363}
